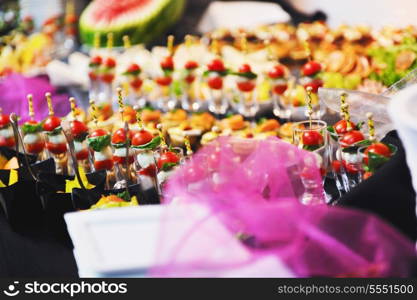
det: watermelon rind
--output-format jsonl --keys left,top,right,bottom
{"left": 79, "top": 0, "right": 185, "bottom": 47}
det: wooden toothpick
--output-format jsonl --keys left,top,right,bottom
{"left": 123, "top": 35, "right": 131, "bottom": 49}
{"left": 69, "top": 97, "right": 77, "bottom": 120}
{"left": 133, "top": 105, "right": 143, "bottom": 129}
{"left": 45, "top": 92, "right": 54, "bottom": 116}
{"left": 89, "top": 99, "right": 98, "bottom": 128}
{"left": 106, "top": 32, "right": 114, "bottom": 49}
{"left": 367, "top": 112, "right": 375, "bottom": 141}
{"left": 167, "top": 35, "right": 174, "bottom": 56}
{"left": 306, "top": 86, "right": 314, "bottom": 128}
{"left": 27, "top": 94, "right": 35, "bottom": 120}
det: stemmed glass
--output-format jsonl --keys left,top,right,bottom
{"left": 181, "top": 74, "right": 202, "bottom": 112}
{"left": 292, "top": 120, "right": 329, "bottom": 205}
{"left": 154, "top": 146, "right": 184, "bottom": 195}
{"left": 236, "top": 84, "right": 259, "bottom": 120}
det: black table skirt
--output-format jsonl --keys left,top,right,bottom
{"left": 0, "top": 214, "right": 78, "bottom": 277}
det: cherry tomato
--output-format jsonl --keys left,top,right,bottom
{"left": 302, "top": 130, "right": 324, "bottom": 146}
{"left": 105, "top": 57, "right": 116, "bottom": 68}
{"left": 238, "top": 64, "right": 252, "bottom": 73}
{"left": 237, "top": 81, "right": 255, "bottom": 92}
{"left": 130, "top": 78, "right": 143, "bottom": 90}
{"left": 43, "top": 116, "right": 61, "bottom": 132}
{"left": 268, "top": 65, "right": 286, "bottom": 79}
{"left": 301, "top": 61, "right": 322, "bottom": 76}
{"left": 273, "top": 84, "right": 288, "bottom": 95}
{"left": 207, "top": 77, "right": 223, "bottom": 90}
{"left": 65, "top": 14, "right": 77, "bottom": 24}
{"left": 157, "top": 151, "right": 180, "bottom": 169}
{"left": 363, "top": 172, "right": 373, "bottom": 180}
{"left": 185, "top": 74, "right": 196, "bottom": 84}
{"left": 132, "top": 130, "right": 153, "bottom": 146}
{"left": 155, "top": 76, "right": 172, "bottom": 86}
{"left": 90, "top": 56, "right": 102, "bottom": 65}
{"left": 71, "top": 120, "right": 88, "bottom": 139}
{"left": 342, "top": 160, "right": 360, "bottom": 174}
{"left": 0, "top": 136, "right": 15, "bottom": 148}
{"left": 303, "top": 79, "right": 323, "bottom": 93}
{"left": 185, "top": 61, "right": 198, "bottom": 70}
{"left": 340, "top": 130, "right": 365, "bottom": 147}
{"left": 138, "top": 164, "right": 157, "bottom": 177}
{"left": 46, "top": 142, "right": 67, "bottom": 154}
{"left": 101, "top": 74, "right": 115, "bottom": 83}
{"left": 76, "top": 148, "right": 89, "bottom": 161}
{"left": 161, "top": 56, "right": 174, "bottom": 70}
{"left": 113, "top": 155, "right": 134, "bottom": 165}
{"left": 127, "top": 63, "right": 141, "bottom": 73}
{"left": 207, "top": 59, "right": 225, "bottom": 72}
{"left": 0, "top": 114, "right": 10, "bottom": 128}
{"left": 88, "top": 72, "right": 98, "bottom": 80}
{"left": 334, "top": 120, "right": 356, "bottom": 135}
{"left": 111, "top": 128, "right": 132, "bottom": 144}
{"left": 26, "top": 141, "right": 45, "bottom": 154}
{"left": 89, "top": 128, "right": 109, "bottom": 138}
{"left": 94, "top": 159, "right": 114, "bottom": 171}
{"left": 332, "top": 160, "right": 342, "bottom": 173}
{"left": 363, "top": 143, "right": 392, "bottom": 165}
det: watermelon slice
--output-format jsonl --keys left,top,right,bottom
{"left": 79, "top": 0, "right": 185, "bottom": 47}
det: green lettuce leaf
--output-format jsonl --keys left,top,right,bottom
{"left": 88, "top": 134, "right": 111, "bottom": 152}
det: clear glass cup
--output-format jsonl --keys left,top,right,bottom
{"left": 292, "top": 120, "right": 329, "bottom": 205}
{"left": 155, "top": 81, "right": 177, "bottom": 112}
{"left": 236, "top": 84, "right": 259, "bottom": 119}
{"left": 357, "top": 144, "right": 397, "bottom": 181}
{"left": 206, "top": 76, "right": 229, "bottom": 116}
{"left": 181, "top": 76, "right": 202, "bottom": 112}
{"left": 271, "top": 79, "right": 291, "bottom": 120}
{"left": 155, "top": 146, "right": 184, "bottom": 194}
{"left": 337, "top": 138, "right": 365, "bottom": 190}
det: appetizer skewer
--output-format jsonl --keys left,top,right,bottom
{"left": 43, "top": 92, "right": 68, "bottom": 174}
{"left": 22, "top": 94, "right": 45, "bottom": 156}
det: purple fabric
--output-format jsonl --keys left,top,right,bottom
{"left": 0, "top": 73, "right": 70, "bottom": 123}
{"left": 151, "top": 137, "right": 417, "bottom": 277}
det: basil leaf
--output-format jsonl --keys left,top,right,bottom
{"left": 22, "top": 123, "right": 42, "bottom": 134}
{"left": 231, "top": 71, "right": 257, "bottom": 79}
{"left": 327, "top": 126, "right": 338, "bottom": 141}
{"left": 342, "top": 145, "right": 359, "bottom": 154}
{"left": 387, "top": 143, "right": 397, "bottom": 154}
{"left": 88, "top": 135, "right": 111, "bottom": 152}
{"left": 132, "top": 136, "right": 161, "bottom": 150}
{"left": 203, "top": 70, "right": 229, "bottom": 77}
{"left": 356, "top": 139, "right": 372, "bottom": 147}
{"left": 140, "top": 105, "right": 155, "bottom": 112}
{"left": 44, "top": 126, "right": 62, "bottom": 136}
{"left": 112, "top": 142, "right": 128, "bottom": 149}
{"left": 74, "top": 131, "right": 88, "bottom": 142}
{"left": 123, "top": 69, "right": 141, "bottom": 76}
{"left": 356, "top": 121, "right": 365, "bottom": 130}
{"left": 303, "top": 144, "right": 321, "bottom": 151}
{"left": 163, "top": 69, "right": 173, "bottom": 77}
{"left": 116, "top": 190, "right": 130, "bottom": 202}
{"left": 368, "top": 152, "right": 390, "bottom": 171}
{"left": 161, "top": 162, "right": 178, "bottom": 172}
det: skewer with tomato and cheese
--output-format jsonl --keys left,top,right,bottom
{"left": 69, "top": 97, "right": 90, "bottom": 164}
{"left": 87, "top": 100, "right": 114, "bottom": 171}
{"left": 0, "top": 108, "right": 16, "bottom": 148}
{"left": 43, "top": 93, "right": 68, "bottom": 156}
{"left": 111, "top": 88, "right": 134, "bottom": 166}
{"left": 21, "top": 94, "right": 45, "bottom": 155}
{"left": 131, "top": 106, "right": 161, "bottom": 190}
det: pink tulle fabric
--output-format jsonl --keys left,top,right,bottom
{"left": 0, "top": 73, "right": 69, "bottom": 123}
{"left": 151, "top": 137, "right": 416, "bottom": 277}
